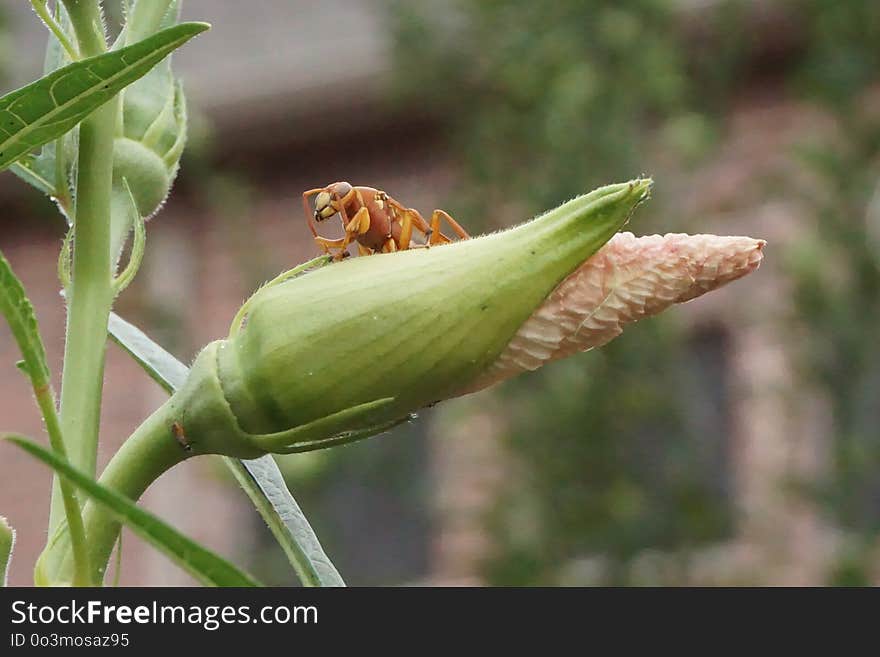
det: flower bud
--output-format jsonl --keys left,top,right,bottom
{"left": 169, "top": 180, "right": 652, "bottom": 455}
{"left": 109, "top": 52, "right": 187, "bottom": 258}
{"left": 112, "top": 134, "right": 176, "bottom": 217}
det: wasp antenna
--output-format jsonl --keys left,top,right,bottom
{"left": 303, "top": 188, "right": 326, "bottom": 238}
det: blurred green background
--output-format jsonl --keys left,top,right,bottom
{"left": 390, "top": 0, "right": 880, "bottom": 585}
{"left": 0, "top": 0, "right": 878, "bottom": 585}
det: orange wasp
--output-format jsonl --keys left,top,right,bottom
{"left": 302, "top": 182, "right": 470, "bottom": 259}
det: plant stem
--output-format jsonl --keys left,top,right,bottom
{"left": 45, "top": 0, "right": 115, "bottom": 556}
{"left": 125, "top": 0, "right": 176, "bottom": 45}
{"left": 30, "top": 1, "right": 79, "bottom": 61}
{"left": 0, "top": 516, "right": 14, "bottom": 587}
{"left": 80, "top": 401, "right": 185, "bottom": 583}
{"left": 44, "top": 398, "right": 186, "bottom": 584}
{"left": 61, "top": 0, "right": 106, "bottom": 56}
{"left": 33, "top": 385, "right": 92, "bottom": 585}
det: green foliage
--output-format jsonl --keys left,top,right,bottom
{"left": 794, "top": 0, "right": 880, "bottom": 108}
{"left": 393, "top": 0, "right": 880, "bottom": 584}
{"left": 226, "top": 458, "right": 345, "bottom": 587}
{"left": 2, "top": 1, "right": 354, "bottom": 589}
{"left": 0, "top": 250, "right": 52, "bottom": 386}
{"left": 11, "top": 2, "right": 75, "bottom": 203}
{"left": 787, "top": 1, "right": 880, "bottom": 540}
{"left": 0, "top": 250, "right": 92, "bottom": 584}
{"left": 110, "top": 1, "right": 191, "bottom": 257}
{"left": 7, "top": 435, "right": 262, "bottom": 587}
{"left": 392, "top": 0, "right": 730, "bottom": 221}
{"left": 108, "top": 311, "right": 188, "bottom": 392}
{"left": 0, "top": 22, "right": 207, "bottom": 172}
{"left": 107, "top": 311, "right": 345, "bottom": 586}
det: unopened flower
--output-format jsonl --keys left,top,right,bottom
{"left": 169, "top": 180, "right": 653, "bottom": 456}
{"left": 157, "top": 179, "right": 766, "bottom": 458}
{"left": 109, "top": 8, "right": 189, "bottom": 257}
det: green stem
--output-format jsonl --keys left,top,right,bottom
{"left": 44, "top": 1, "right": 116, "bottom": 574}
{"left": 47, "top": 110, "right": 117, "bottom": 543}
{"left": 50, "top": 399, "right": 186, "bottom": 584}
{"left": 125, "top": 0, "right": 176, "bottom": 45}
{"left": 34, "top": 386, "right": 91, "bottom": 586}
{"left": 0, "top": 516, "right": 14, "bottom": 587}
{"left": 83, "top": 400, "right": 185, "bottom": 583}
{"left": 30, "top": 1, "right": 80, "bottom": 60}
{"left": 61, "top": 0, "right": 106, "bottom": 57}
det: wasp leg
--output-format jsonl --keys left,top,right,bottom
{"left": 387, "top": 199, "right": 434, "bottom": 249}
{"left": 314, "top": 236, "right": 347, "bottom": 258}
{"left": 333, "top": 206, "right": 370, "bottom": 260}
{"left": 429, "top": 209, "right": 470, "bottom": 245}
{"left": 398, "top": 209, "right": 428, "bottom": 250}
{"left": 351, "top": 205, "right": 371, "bottom": 235}
{"left": 381, "top": 238, "right": 398, "bottom": 253}
{"left": 398, "top": 209, "right": 413, "bottom": 250}
{"left": 358, "top": 243, "right": 373, "bottom": 256}
{"left": 338, "top": 187, "right": 369, "bottom": 234}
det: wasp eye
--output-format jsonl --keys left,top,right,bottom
{"left": 314, "top": 191, "right": 331, "bottom": 210}
{"left": 313, "top": 191, "right": 338, "bottom": 222}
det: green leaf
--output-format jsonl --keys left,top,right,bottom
{"left": 107, "top": 311, "right": 187, "bottom": 392}
{"left": 227, "top": 458, "right": 345, "bottom": 587}
{"left": 0, "top": 516, "right": 14, "bottom": 587}
{"left": 42, "top": 2, "right": 75, "bottom": 75}
{"left": 9, "top": 156, "right": 57, "bottom": 197}
{"left": 10, "top": 2, "right": 78, "bottom": 202}
{"left": 111, "top": 179, "right": 147, "bottom": 295}
{"left": 6, "top": 435, "right": 261, "bottom": 587}
{"left": 0, "top": 250, "right": 51, "bottom": 386}
{"left": 0, "top": 21, "right": 209, "bottom": 172}
{"left": 0, "top": 250, "right": 92, "bottom": 584}
{"left": 107, "top": 310, "right": 345, "bottom": 586}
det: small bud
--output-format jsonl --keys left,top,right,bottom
{"left": 112, "top": 134, "right": 176, "bottom": 217}
{"left": 169, "top": 180, "right": 652, "bottom": 455}
{"left": 109, "top": 37, "right": 188, "bottom": 258}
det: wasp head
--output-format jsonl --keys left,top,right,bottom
{"left": 313, "top": 181, "right": 353, "bottom": 222}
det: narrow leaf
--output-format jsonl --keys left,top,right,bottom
{"left": 0, "top": 250, "right": 51, "bottom": 384}
{"left": 0, "top": 21, "right": 209, "bottom": 171}
{"left": 0, "top": 251, "right": 92, "bottom": 584}
{"left": 10, "top": 3, "right": 79, "bottom": 203}
{"left": 0, "top": 516, "right": 14, "bottom": 586}
{"left": 228, "top": 458, "right": 345, "bottom": 586}
{"left": 6, "top": 435, "right": 261, "bottom": 587}
{"left": 42, "top": 2, "right": 75, "bottom": 76}
{"left": 107, "top": 310, "right": 344, "bottom": 586}
{"left": 107, "top": 311, "right": 187, "bottom": 392}
{"left": 9, "top": 156, "right": 56, "bottom": 196}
